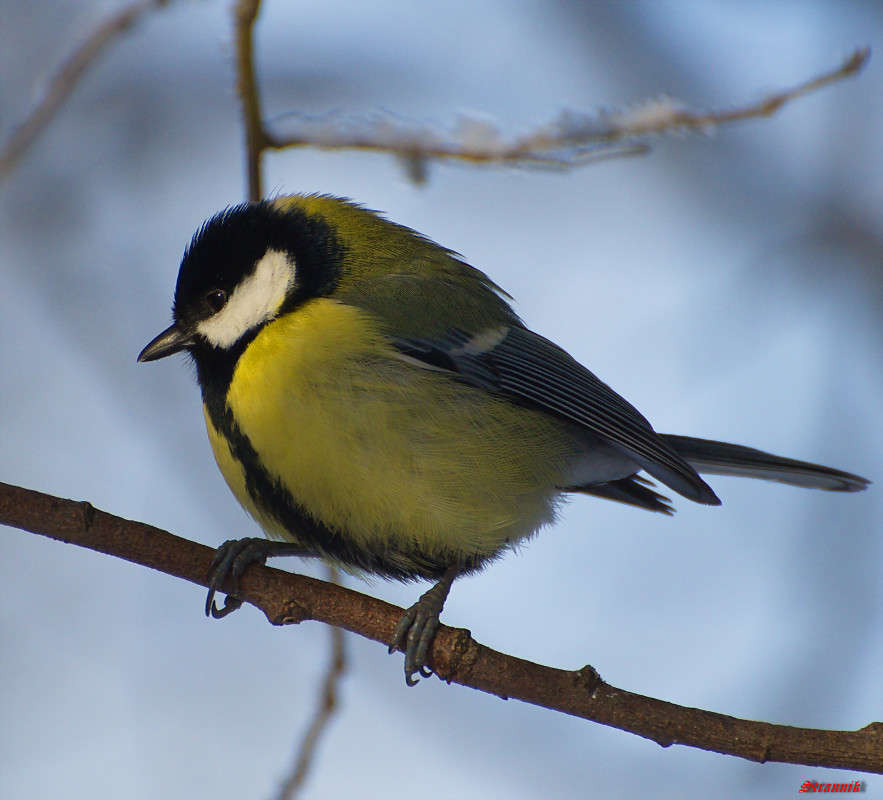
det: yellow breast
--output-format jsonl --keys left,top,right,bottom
{"left": 204, "top": 298, "right": 582, "bottom": 568}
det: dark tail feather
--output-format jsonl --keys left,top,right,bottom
{"left": 568, "top": 476, "right": 674, "bottom": 514}
{"left": 661, "top": 435, "right": 870, "bottom": 493}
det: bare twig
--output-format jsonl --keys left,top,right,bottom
{"left": 594, "top": 47, "right": 871, "bottom": 137}
{"left": 232, "top": 4, "right": 346, "bottom": 792}
{"left": 1, "top": 480, "right": 880, "bottom": 774}
{"left": 0, "top": 0, "right": 168, "bottom": 180}
{"left": 234, "top": 0, "right": 267, "bottom": 201}
{"left": 230, "top": 10, "right": 867, "bottom": 187}
{"left": 274, "top": 564, "right": 347, "bottom": 800}
{"left": 260, "top": 49, "right": 869, "bottom": 176}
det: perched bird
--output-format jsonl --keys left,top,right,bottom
{"left": 138, "top": 194, "right": 869, "bottom": 684}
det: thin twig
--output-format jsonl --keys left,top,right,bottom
{"left": 261, "top": 49, "right": 869, "bottom": 175}
{"left": 1, "top": 480, "right": 880, "bottom": 774}
{"left": 233, "top": 8, "right": 344, "bottom": 792}
{"left": 234, "top": 0, "right": 267, "bottom": 201}
{"left": 0, "top": 0, "right": 168, "bottom": 180}
{"left": 275, "top": 565, "right": 347, "bottom": 800}
{"left": 655, "top": 47, "right": 871, "bottom": 130}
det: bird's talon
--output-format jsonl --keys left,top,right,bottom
{"left": 389, "top": 568, "right": 457, "bottom": 685}
{"left": 209, "top": 594, "right": 243, "bottom": 619}
{"left": 395, "top": 602, "right": 440, "bottom": 683}
{"left": 204, "top": 588, "right": 217, "bottom": 617}
{"left": 203, "top": 538, "right": 271, "bottom": 621}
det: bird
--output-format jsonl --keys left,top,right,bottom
{"left": 138, "top": 194, "right": 869, "bottom": 685}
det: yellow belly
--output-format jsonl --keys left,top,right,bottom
{"left": 204, "top": 298, "right": 583, "bottom": 569}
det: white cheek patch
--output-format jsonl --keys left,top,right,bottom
{"left": 197, "top": 249, "right": 295, "bottom": 348}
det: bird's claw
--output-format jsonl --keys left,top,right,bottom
{"left": 389, "top": 597, "right": 443, "bottom": 685}
{"left": 204, "top": 537, "right": 271, "bottom": 618}
{"left": 207, "top": 594, "right": 244, "bottom": 619}
{"left": 389, "top": 569, "right": 457, "bottom": 685}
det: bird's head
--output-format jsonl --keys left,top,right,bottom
{"left": 138, "top": 194, "right": 513, "bottom": 379}
{"left": 137, "top": 197, "right": 352, "bottom": 364}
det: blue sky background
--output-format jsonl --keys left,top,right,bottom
{"left": 1, "top": 1, "right": 880, "bottom": 797}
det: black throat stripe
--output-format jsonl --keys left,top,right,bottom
{"left": 202, "top": 389, "right": 486, "bottom": 581}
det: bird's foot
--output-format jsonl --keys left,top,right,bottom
{"left": 205, "top": 537, "right": 271, "bottom": 618}
{"left": 389, "top": 568, "right": 457, "bottom": 686}
{"left": 205, "top": 538, "right": 311, "bottom": 618}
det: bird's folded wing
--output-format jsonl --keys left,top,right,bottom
{"left": 392, "top": 325, "right": 720, "bottom": 504}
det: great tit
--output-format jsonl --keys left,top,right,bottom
{"left": 138, "top": 194, "right": 869, "bottom": 685}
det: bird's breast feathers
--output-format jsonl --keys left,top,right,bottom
{"left": 205, "top": 298, "right": 584, "bottom": 561}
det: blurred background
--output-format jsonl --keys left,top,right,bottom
{"left": 1, "top": 1, "right": 880, "bottom": 797}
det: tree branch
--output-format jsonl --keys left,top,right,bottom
{"left": 0, "top": 0, "right": 169, "bottom": 180}
{"left": 231, "top": 7, "right": 346, "bottom": 792}
{"left": 258, "top": 49, "right": 869, "bottom": 180}
{"left": 230, "top": 4, "right": 868, "bottom": 188}
{"left": 234, "top": 0, "right": 267, "bottom": 201}
{"left": 1, "top": 480, "right": 880, "bottom": 773}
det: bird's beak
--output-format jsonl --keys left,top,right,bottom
{"left": 137, "top": 322, "right": 195, "bottom": 362}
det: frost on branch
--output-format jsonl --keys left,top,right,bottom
{"left": 264, "top": 49, "right": 869, "bottom": 182}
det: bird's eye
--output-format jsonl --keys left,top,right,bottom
{"left": 205, "top": 289, "right": 227, "bottom": 313}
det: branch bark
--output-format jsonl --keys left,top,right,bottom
{"left": 229, "top": 0, "right": 868, "bottom": 188}
{"left": 1, "top": 480, "right": 880, "bottom": 773}
{"left": 259, "top": 50, "right": 868, "bottom": 179}
{"left": 234, "top": 0, "right": 267, "bottom": 201}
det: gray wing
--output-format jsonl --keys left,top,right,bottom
{"left": 393, "top": 325, "right": 720, "bottom": 505}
